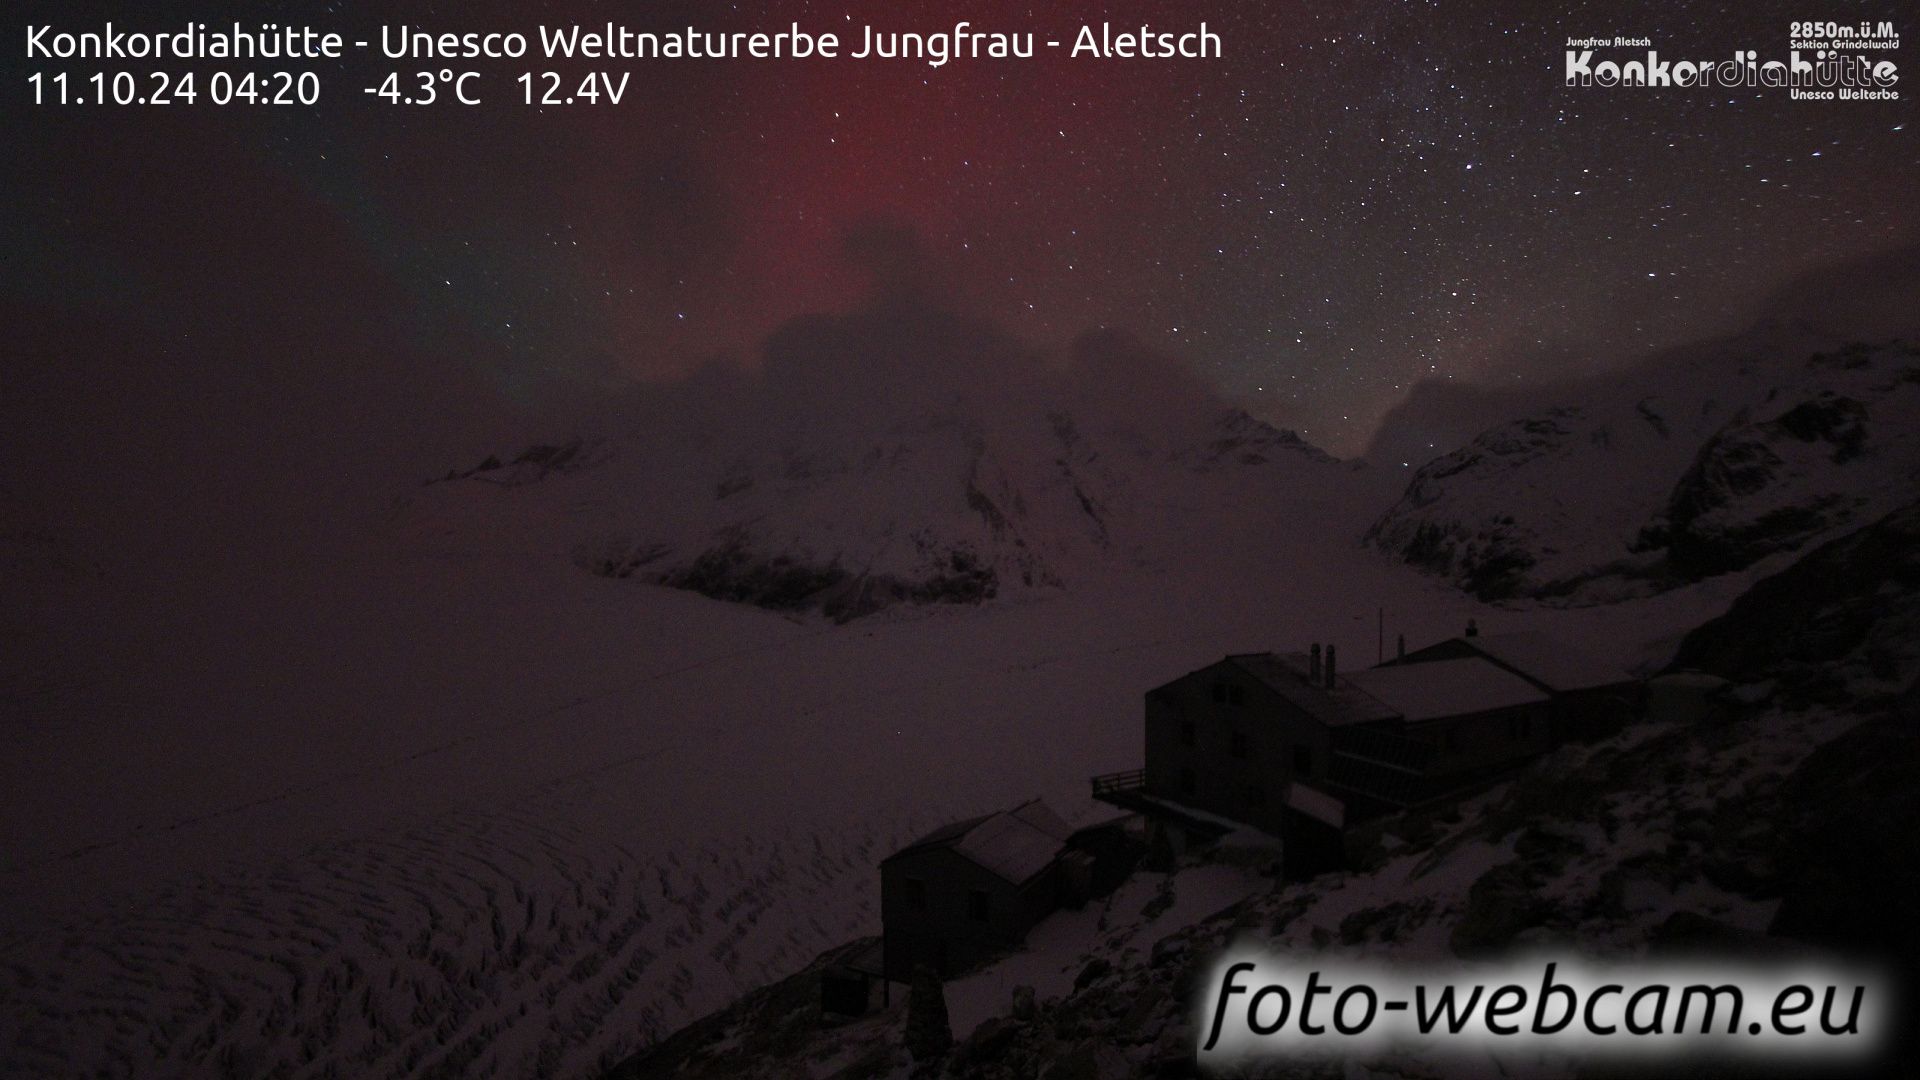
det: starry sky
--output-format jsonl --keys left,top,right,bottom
{"left": 7, "top": 0, "right": 1917, "bottom": 489}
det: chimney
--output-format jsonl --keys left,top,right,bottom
{"left": 1465, "top": 618, "right": 1479, "bottom": 638}
{"left": 1325, "top": 644, "right": 1337, "bottom": 687}
{"left": 1309, "top": 643, "right": 1322, "bottom": 683}
{"left": 1397, "top": 633, "right": 1406, "bottom": 661}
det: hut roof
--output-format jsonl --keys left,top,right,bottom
{"left": 883, "top": 799, "right": 1074, "bottom": 886}
{"left": 1343, "top": 656, "right": 1548, "bottom": 721}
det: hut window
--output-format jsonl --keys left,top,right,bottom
{"left": 905, "top": 877, "right": 927, "bottom": 911}
{"left": 967, "top": 889, "right": 990, "bottom": 922}
{"left": 1293, "top": 746, "right": 1313, "bottom": 775}
{"left": 1179, "top": 720, "right": 1196, "bottom": 747}
{"left": 1229, "top": 731, "right": 1250, "bottom": 759}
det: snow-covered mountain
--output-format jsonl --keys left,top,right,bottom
{"left": 401, "top": 307, "right": 1356, "bottom": 620}
{"left": 1365, "top": 330, "right": 1920, "bottom": 603}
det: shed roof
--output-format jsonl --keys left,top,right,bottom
{"left": 1343, "top": 656, "right": 1548, "bottom": 721}
{"left": 1459, "top": 631, "right": 1636, "bottom": 693}
{"left": 883, "top": 799, "right": 1073, "bottom": 886}
{"left": 890, "top": 812, "right": 995, "bottom": 858}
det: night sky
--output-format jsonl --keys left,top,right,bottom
{"left": 7, "top": 0, "right": 1917, "bottom": 510}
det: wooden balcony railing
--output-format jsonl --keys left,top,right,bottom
{"left": 1090, "top": 768, "right": 1147, "bottom": 798}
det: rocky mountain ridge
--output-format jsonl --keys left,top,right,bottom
{"left": 1366, "top": 336, "right": 1920, "bottom": 603}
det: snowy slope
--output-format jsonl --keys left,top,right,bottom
{"left": 1365, "top": 330, "right": 1920, "bottom": 603}
{"left": 0, "top": 485, "right": 113, "bottom": 723}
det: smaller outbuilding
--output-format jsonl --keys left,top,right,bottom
{"left": 879, "top": 799, "right": 1133, "bottom": 983}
